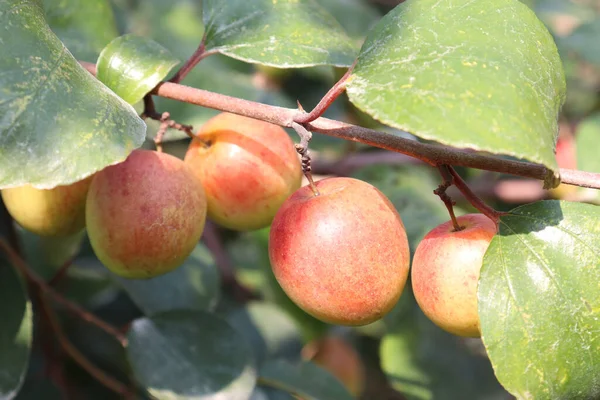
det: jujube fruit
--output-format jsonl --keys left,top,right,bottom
{"left": 268, "top": 177, "right": 410, "bottom": 326}
{"left": 2, "top": 176, "right": 93, "bottom": 237}
{"left": 184, "top": 112, "right": 302, "bottom": 231}
{"left": 411, "top": 213, "right": 497, "bottom": 337}
{"left": 85, "top": 149, "right": 207, "bottom": 279}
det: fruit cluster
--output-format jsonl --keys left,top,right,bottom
{"left": 2, "top": 113, "right": 498, "bottom": 338}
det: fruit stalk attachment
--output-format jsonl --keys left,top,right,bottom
{"left": 435, "top": 165, "right": 463, "bottom": 232}
{"left": 292, "top": 122, "right": 319, "bottom": 196}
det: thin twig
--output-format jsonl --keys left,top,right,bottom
{"left": 169, "top": 34, "right": 215, "bottom": 84}
{"left": 201, "top": 222, "right": 259, "bottom": 303}
{"left": 39, "top": 294, "right": 134, "bottom": 398}
{"left": 435, "top": 165, "right": 463, "bottom": 231}
{"left": 0, "top": 240, "right": 127, "bottom": 346}
{"left": 447, "top": 166, "right": 506, "bottom": 223}
{"left": 48, "top": 256, "right": 76, "bottom": 287}
{"left": 294, "top": 60, "right": 357, "bottom": 124}
{"left": 79, "top": 61, "right": 600, "bottom": 190}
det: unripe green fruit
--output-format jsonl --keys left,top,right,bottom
{"left": 86, "top": 149, "right": 207, "bottom": 279}
{"left": 2, "top": 177, "right": 93, "bottom": 237}
{"left": 411, "top": 213, "right": 497, "bottom": 337}
{"left": 269, "top": 177, "right": 410, "bottom": 326}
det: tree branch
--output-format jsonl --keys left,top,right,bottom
{"left": 79, "top": 61, "right": 600, "bottom": 190}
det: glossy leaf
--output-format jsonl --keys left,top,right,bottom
{"left": 127, "top": 310, "right": 256, "bottom": 400}
{"left": 381, "top": 286, "right": 506, "bottom": 400}
{"left": 226, "top": 302, "right": 303, "bottom": 366}
{"left": 479, "top": 200, "right": 600, "bottom": 399}
{"left": 202, "top": 0, "right": 358, "bottom": 67}
{"left": 576, "top": 113, "right": 600, "bottom": 173}
{"left": 97, "top": 34, "right": 180, "bottom": 105}
{"left": 0, "top": 259, "right": 33, "bottom": 399}
{"left": 346, "top": 0, "right": 566, "bottom": 176}
{"left": 0, "top": 0, "right": 145, "bottom": 189}
{"left": 43, "top": 0, "right": 119, "bottom": 61}
{"left": 259, "top": 359, "right": 353, "bottom": 400}
{"left": 114, "top": 244, "right": 221, "bottom": 315}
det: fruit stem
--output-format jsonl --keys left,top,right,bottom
{"left": 435, "top": 165, "right": 464, "bottom": 231}
{"left": 141, "top": 101, "right": 206, "bottom": 150}
{"left": 292, "top": 122, "right": 320, "bottom": 196}
{"left": 447, "top": 166, "right": 506, "bottom": 225}
{"left": 294, "top": 59, "right": 357, "bottom": 125}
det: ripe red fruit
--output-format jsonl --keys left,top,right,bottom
{"left": 411, "top": 214, "right": 497, "bottom": 337}
{"left": 184, "top": 112, "right": 302, "bottom": 231}
{"left": 86, "top": 150, "right": 207, "bottom": 278}
{"left": 269, "top": 177, "right": 410, "bottom": 326}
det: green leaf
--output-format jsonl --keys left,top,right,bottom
{"left": 576, "top": 113, "right": 600, "bottom": 173}
{"left": 346, "top": 0, "right": 566, "bottom": 174}
{"left": 0, "top": 0, "right": 146, "bottom": 189}
{"left": 259, "top": 359, "right": 353, "bottom": 400}
{"left": 127, "top": 310, "right": 256, "bottom": 400}
{"left": 43, "top": 0, "right": 119, "bottom": 62}
{"left": 97, "top": 34, "right": 180, "bottom": 105}
{"left": 380, "top": 286, "right": 506, "bottom": 400}
{"left": 114, "top": 244, "right": 221, "bottom": 315}
{"left": 202, "top": 0, "right": 358, "bottom": 68}
{"left": 0, "top": 261, "right": 33, "bottom": 399}
{"left": 226, "top": 302, "right": 303, "bottom": 366}
{"left": 479, "top": 200, "right": 600, "bottom": 399}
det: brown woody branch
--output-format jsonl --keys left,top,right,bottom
{"left": 79, "top": 61, "right": 600, "bottom": 190}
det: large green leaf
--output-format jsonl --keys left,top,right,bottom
{"left": 97, "top": 34, "right": 180, "bottom": 105}
{"left": 0, "top": 261, "right": 33, "bottom": 399}
{"left": 43, "top": 0, "right": 118, "bottom": 62}
{"left": 575, "top": 113, "right": 600, "bottom": 173}
{"left": 202, "top": 0, "right": 358, "bottom": 67}
{"left": 380, "top": 286, "right": 507, "bottom": 400}
{"left": 0, "top": 0, "right": 145, "bottom": 189}
{"left": 114, "top": 244, "right": 220, "bottom": 315}
{"left": 127, "top": 310, "right": 256, "bottom": 400}
{"left": 479, "top": 201, "right": 600, "bottom": 399}
{"left": 346, "top": 0, "right": 566, "bottom": 175}
{"left": 259, "top": 359, "right": 353, "bottom": 400}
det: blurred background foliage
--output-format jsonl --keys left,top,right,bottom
{"left": 11, "top": 0, "right": 599, "bottom": 399}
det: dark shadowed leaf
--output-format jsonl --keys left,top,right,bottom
{"left": 0, "top": 259, "right": 33, "bottom": 399}
{"left": 561, "top": 19, "right": 600, "bottom": 66}
{"left": 114, "top": 244, "right": 220, "bottom": 315}
{"left": 226, "top": 301, "right": 303, "bottom": 366}
{"left": 202, "top": 0, "right": 358, "bottom": 67}
{"left": 316, "top": 0, "right": 380, "bottom": 42}
{"left": 259, "top": 359, "right": 353, "bottom": 400}
{"left": 96, "top": 34, "right": 180, "bottom": 105}
{"left": 479, "top": 201, "right": 600, "bottom": 399}
{"left": 0, "top": 0, "right": 145, "bottom": 189}
{"left": 127, "top": 310, "right": 256, "bottom": 400}
{"left": 346, "top": 0, "right": 566, "bottom": 177}
{"left": 380, "top": 286, "right": 506, "bottom": 400}
{"left": 43, "top": 0, "right": 118, "bottom": 61}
